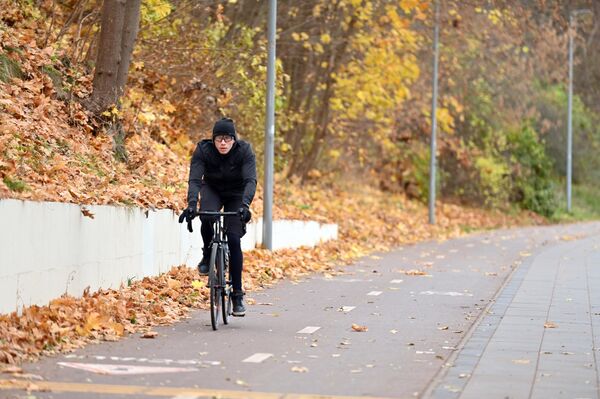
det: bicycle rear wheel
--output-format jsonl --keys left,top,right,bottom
{"left": 209, "top": 244, "right": 220, "bottom": 330}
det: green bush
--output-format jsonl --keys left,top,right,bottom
{"left": 474, "top": 155, "right": 510, "bottom": 208}
{"left": 535, "top": 84, "right": 600, "bottom": 185}
{"left": 505, "top": 124, "right": 557, "bottom": 217}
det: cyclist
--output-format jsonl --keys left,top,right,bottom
{"left": 180, "top": 117, "right": 256, "bottom": 317}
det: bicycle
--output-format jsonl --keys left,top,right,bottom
{"left": 197, "top": 210, "right": 239, "bottom": 330}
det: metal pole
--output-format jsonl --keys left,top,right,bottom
{"left": 567, "top": 13, "right": 573, "bottom": 213}
{"left": 263, "top": 0, "right": 276, "bottom": 249}
{"left": 429, "top": 0, "right": 440, "bottom": 224}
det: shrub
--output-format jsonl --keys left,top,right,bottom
{"left": 505, "top": 124, "right": 557, "bottom": 217}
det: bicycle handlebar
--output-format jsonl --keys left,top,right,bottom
{"left": 180, "top": 210, "right": 242, "bottom": 233}
{"left": 197, "top": 211, "right": 240, "bottom": 216}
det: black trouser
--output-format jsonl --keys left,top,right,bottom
{"left": 199, "top": 183, "right": 245, "bottom": 292}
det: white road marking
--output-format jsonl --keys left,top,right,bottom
{"left": 60, "top": 355, "right": 220, "bottom": 366}
{"left": 389, "top": 279, "right": 404, "bottom": 284}
{"left": 242, "top": 353, "right": 273, "bottom": 363}
{"left": 297, "top": 326, "right": 321, "bottom": 334}
{"left": 57, "top": 362, "right": 196, "bottom": 375}
{"left": 367, "top": 291, "right": 382, "bottom": 296}
{"left": 340, "top": 306, "right": 356, "bottom": 313}
{"left": 419, "top": 291, "right": 473, "bottom": 297}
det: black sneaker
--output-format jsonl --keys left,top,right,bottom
{"left": 232, "top": 291, "right": 246, "bottom": 317}
{"left": 197, "top": 249, "right": 209, "bottom": 276}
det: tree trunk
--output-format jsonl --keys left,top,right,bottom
{"left": 116, "top": 0, "right": 141, "bottom": 98}
{"left": 90, "top": 0, "right": 126, "bottom": 114}
{"left": 89, "top": 0, "right": 140, "bottom": 115}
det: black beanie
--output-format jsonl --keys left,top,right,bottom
{"left": 212, "top": 118, "right": 236, "bottom": 140}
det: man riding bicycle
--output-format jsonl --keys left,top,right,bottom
{"left": 180, "top": 118, "right": 256, "bottom": 317}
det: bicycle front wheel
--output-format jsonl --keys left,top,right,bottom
{"left": 209, "top": 244, "right": 220, "bottom": 330}
{"left": 210, "top": 285, "right": 221, "bottom": 330}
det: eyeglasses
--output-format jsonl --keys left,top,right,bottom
{"left": 214, "top": 135, "right": 234, "bottom": 143}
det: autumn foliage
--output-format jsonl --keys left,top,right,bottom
{"left": 0, "top": 0, "right": 591, "bottom": 367}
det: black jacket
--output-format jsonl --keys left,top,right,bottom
{"left": 187, "top": 139, "right": 257, "bottom": 209}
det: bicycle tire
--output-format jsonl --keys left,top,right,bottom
{"left": 209, "top": 243, "right": 220, "bottom": 330}
{"left": 218, "top": 247, "right": 229, "bottom": 325}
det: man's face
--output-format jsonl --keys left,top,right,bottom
{"left": 214, "top": 135, "right": 234, "bottom": 154}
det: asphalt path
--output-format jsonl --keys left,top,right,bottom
{"left": 3, "top": 222, "right": 600, "bottom": 399}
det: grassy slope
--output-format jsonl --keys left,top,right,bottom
{"left": 551, "top": 184, "right": 600, "bottom": 222}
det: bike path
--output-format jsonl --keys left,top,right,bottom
{"left": 3, "top": 222, "right": 600, "bottom": 399}
{"left": 427, "top": 224, "right": 600, "bottom": 398}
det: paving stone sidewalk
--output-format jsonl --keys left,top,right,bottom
{"left": 428, "top": 232, "right": 600, "bottom": 399}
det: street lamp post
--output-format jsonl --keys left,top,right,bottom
{"left": 263, "top": 0, "right": 276, "bottom": 249}
{"left": 567, "top": 9, "right": 592, "bottom": 213}
{"left": 429, "top": 0, "right": 440, "bottom": 224}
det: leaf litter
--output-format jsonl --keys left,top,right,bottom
{"left": 0, "top": 11, "right": 546, "bottom": 366}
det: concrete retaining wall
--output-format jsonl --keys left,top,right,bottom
{"left": 0, "top": 199, "right": 338, "bottom": 315}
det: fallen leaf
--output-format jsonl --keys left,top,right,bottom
{"left": 0, "top": 366, "right": 23, "bottom": 374}
{"left": 399, "top": 269, "right": 428, "bottom": 276}
{"left": 141, "top": 331, "right": 158, "bottom": 338}
{"left": 438, "top": 326, "right": 449, "bottom": 330}
{"left": 80, "top": 207, "right": 95, "bottom": 219}
{"left": 351, "top": 324, "right": 368, "bottom": 332}
{"left": 108, "top": 322, "right": 125, "bottom": 336}
{"left": 191, "top": 280, "right": 205, "bottom": 289}
{"left": 544, "top": 322, "right": 558, "bottom": 329}
{"left": 167, "top": 278, "right": 181, "bottom": 290}
{"left": 291, "top": 366, "right": 308, "bottom": 373}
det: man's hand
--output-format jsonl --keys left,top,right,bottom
{"left": 239, "top": 205, "right": 251, "bottom": 223}
{"left": 178, "top": 206, "right": 196, "bottom": 232}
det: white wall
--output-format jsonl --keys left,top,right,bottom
{"left": 0, "top": 199, "right": 337, "bottom": 315}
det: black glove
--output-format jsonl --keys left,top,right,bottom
{"left": 178, "top": 206, "right": 196, "bottom": 232}
{"left": 238, "top": 205, "right": 251, "bottom": 223}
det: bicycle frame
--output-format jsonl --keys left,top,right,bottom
{"left": 199, "top": 211, "right": 237, "bottom": 281}
{"left": 197, "top": 211, "right": 237, "bottom": 330}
